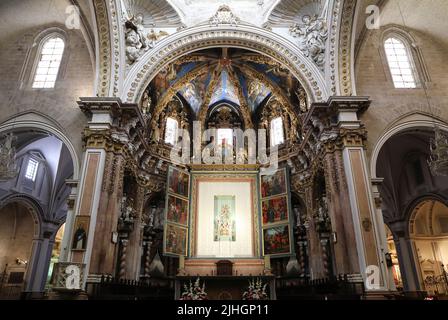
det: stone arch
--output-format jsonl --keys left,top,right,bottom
{"left": 122, "top": 25, "right": 329, "bottom": 105}
{"left": 0, "top": 194, "right": 43, "bottom": 239}
{"left": 406, "top": 194, "right": 448, "bottom": 238}
{"left": 0, "top": 194, "right": 48, "bottom": 293}
{"left": 0, "top": 110, "right": 80, "bottom": 180}
{"left": 370, "top": 112, "right": 448, "bottom": 179}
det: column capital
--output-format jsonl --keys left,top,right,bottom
{"left": 308, "top": 96, "right": 371, "bottom": 127}
{"left": 78, "top": 97, "right": 144, "bottom": 129}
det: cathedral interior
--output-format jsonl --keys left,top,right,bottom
{"left": 0, "top": 0, "right": 448, "bottom": 301}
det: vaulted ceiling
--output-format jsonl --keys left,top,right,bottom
{"left": 0, "top": 0, "right": 94, "bottom": 44}
{"left": 122, "top": 0, "right": 183, "bottom": 27}
{"left": 146, "top": 48, "right": 306, "bottom": 120}
{"left": 267, "top": 0, "right": 327, "bottom": 26}
{"left": 355, "top": 0, "right": 448, "bottom": 55}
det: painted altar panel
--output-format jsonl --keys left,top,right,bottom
{"left": 262, "top": 225, "right": 291, "bottom": 256}
{"left": 260, "top": 168, "right": 287, "bottom": 198}
{"left": 168, "top": 166, "right": 190, "bottom": 198}
{"left": 164, "top": 166, "right": 190, "bottom": 257}
{"left": 261, "top": 196, "right": 289, "bottom": 226}
{"left": 164, "top": 223, "right": 188, "bottom": 256}
{"left": 167, "top": 194, "right": 189, "bottom": 226}
{"left": 260, "top": 167, "right": 293, "bottom": 257}
{"left": 190, "top": 173, "right": 259, "bottom": 259}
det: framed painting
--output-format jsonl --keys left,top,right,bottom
{"left": 262, "top": 224, "right": 291, "bottom": 256}
{"left": 260, "top": 168, "right": 287, "bottom": 198}
{"left": 166, "top": 194, "right": 189, "bottom": 226}
{"left": 167, "top": 166, "right": 190, "bottom": 198}
{"left": 71, "top": 215, "right": 90, "bottom": 251}
{"left": 262, "top": 195, "right": 289, "bottom": 226}
{"left": 164, "top": 223, "right": 188, "bottom": 256}
{"left": 214, "top": 195, "right": 236, "bottom": 242}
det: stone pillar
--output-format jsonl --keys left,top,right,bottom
{"left": 25, "top": 226, "right": 58, "bottom": 296}
{"left": 65, "top": 98, "right": 127, "bottom": 288}
{"left": 388, "top": 221, "right": 421, "bottom": 292}
{"left": 322, "top": 148, "right": 359, "bottom": 275}
{"left": 372, "top": 178, "right": 397, "bottom": 292}
{"left": 302, "top": 182, "right": 325, "bottom": 279}
{"left": 331, "top": 97, "right": 390, "bottom": 292}
{"left": 59, "top": 180, "right": 79, "bottom": 262}
{"left": 125, "top": 186, "right": 145, "bottom": 280}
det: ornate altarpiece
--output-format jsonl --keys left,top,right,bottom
{"left": 163, "top": 165, "right": 294, "bottom": 278}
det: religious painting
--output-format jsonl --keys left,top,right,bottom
{"left": 213, "top": 196, "right": 236, "bottom": 242}
{"left": 166, "top": 195, "right": 189, "bottom": 226}
{"left": 71, "top": 216, "right": 90, "bottom": 251}
{"left": 168, "top": 166, "right": 190, "bottom": 198}
{"left": 164, "top": 223, "right": 188, "bottom": 256}
{"left": 262, "top": 196, "right": 289, "bottom": 226}
{"left": 263, "top": 225, "right": 291, "bottom": 256}
{"left": 260, "top": 168, "right": 287, "bottom": 198}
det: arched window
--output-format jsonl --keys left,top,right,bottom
{"left": 165, "top": 117, "right": 178, "bottom": 145}
{"left": 25, "top": 158, "right": 39, "bottom": 182}
{"left": 270, "top": 117, "right": 284, "bottom": 147}
{"left": 32, "top": 36, "right": 65, "bottom": 89}
{"left": 217, "top": 128, "right": 234, "bottom": 147}
{"left": 384, "top": 37, "right": 417, "bottom": 89}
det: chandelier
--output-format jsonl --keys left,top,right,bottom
{"left": 0, "top": 133, "right": 19, "bottom": 181}
{"left": 428, "top": 126, "right": 448, "bottom": 176}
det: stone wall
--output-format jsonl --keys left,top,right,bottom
{"left": 0, "top": 24, "right": 94, "bottom": 159}
{"left": 355, "top": 25, "right": 448, "bottom": 163}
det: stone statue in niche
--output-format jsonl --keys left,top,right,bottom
{"left": 150, "top": 120, "right": 160, "bottom": 143}
{"left": 295, "top": 86, "right": 309, "bottom": 113}
{"left": 153, "top": 206, "right": 165, "bottom": 230}
{"left": 293, "top": 206, "right": 302, "bottom": 226}
{"left": 314, "top": 197, "right": 331, "bottom": 233}
{"left": 290, "top": 15, "right": 328, "bottom": 69}
{"left": 141, "top": 90, "right": 152, "bottom": 116}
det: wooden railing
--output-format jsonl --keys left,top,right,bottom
{"left": 276, "top": 274, "right": 365, "bottom": 300}
{"left": 86, "top": 275, "right": 174, "bottom": 300}
{"left": 0, "top": 272, "right": 25, "bottom": 300}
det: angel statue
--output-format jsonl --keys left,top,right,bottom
{"left": 132, "top": 14, "right": 150, "bottom": 49}
{"left": 290, "top": 15, "right": 328, "bottom": 68}
{"left": 125, "top": 14, "right": 151, "bottom": 65}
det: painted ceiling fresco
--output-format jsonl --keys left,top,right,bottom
{"left": 144, "top": 48, "right": 306, "bottom": 119}
{"left": 209, "top": 70, "right": 240, "bottom": 107}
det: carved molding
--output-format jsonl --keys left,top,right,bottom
{"left": 328, "top": 0, "right": 342, "bottom": 95}
{"left": 122, "top": 25, "right": 329, "bottom": 105}
{"left": 338, "top": 0, "right": 356, "bottom": 96}
{"left": 94, "top": 0, "right": 112, "bottom": 97}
